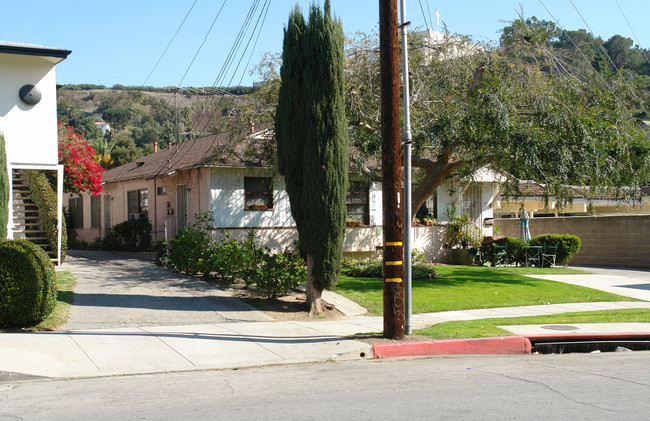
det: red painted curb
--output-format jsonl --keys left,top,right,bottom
{"left": 372, "top": 336, "right": 532, "bottom": 358}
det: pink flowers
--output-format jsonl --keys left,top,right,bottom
{"left": 58, "top": 121, "right": 104, "bottom": 196}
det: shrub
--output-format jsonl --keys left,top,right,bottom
{"left": 530, "top": 234, "right": 581, "bottom": 266}
{"left": 102, "top": 218, "right": 152, "bottom": 251}
{"left": 24, "top": 170, "right": 67, "bottom": 260}
{"left": 0, "top": 239, "right": 57, "bottom": 326}
{"left": 480, "top": 236, "right": 527, "bottom": 266}
{"left": 168, "top": 225, "right": 210, "bottom": 275}
{"left": 251, "top": 249, "right": 306, "bottom": 299}
{"left": 204, "top": 232, "right": 247, "bottom": 283}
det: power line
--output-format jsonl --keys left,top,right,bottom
{"left": 614, "top": 0, "right": 650, "bottom": 68}
{"left": 425, "top": 0, "right": 433, "bottom": 31}
{"left": 142, "top": 0, "right": 198, "bottom": 86}
{"left": 198, "top": 0, "right": 270, "bottom": 135}
{"left": 175, "top": 0, "right": 228, "bottom": 89}
{"left": 236, "top": 0, "right": 271, "bottom": 87}
{"left": 417, "top": 0, "right": 430, "bottom": 30}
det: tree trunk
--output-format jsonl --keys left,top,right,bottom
{"left": 306, "top": 254, "right": 324, "bottom": 316}
{"left": 410, "top": 158, "right": 458, "bottom": 221}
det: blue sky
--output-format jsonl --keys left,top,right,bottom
{"left": 2, "top": 1, "right": 649, "bottom": 88}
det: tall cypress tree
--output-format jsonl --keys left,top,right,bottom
{"left": 276, "top": 0, "right": 349, "bottom": 315}
{"left": 0, "top": 134, "right": 8, "bottom": 240}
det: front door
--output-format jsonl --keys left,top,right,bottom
{"left": 176, "top": 184, "right": 188, "bottom": 232}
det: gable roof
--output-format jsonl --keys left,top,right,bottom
{"left": 103, "top": 132, "right": 271, "bottom": 183}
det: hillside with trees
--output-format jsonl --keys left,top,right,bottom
{"left": 56, "top": 85, "right": 252, "bottom": 168}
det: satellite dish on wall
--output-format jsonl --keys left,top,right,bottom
{"left": 19, "top": 84, "right": 42, "bottom": 105}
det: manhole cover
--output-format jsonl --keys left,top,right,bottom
{"left": 541, "top": 325, "right": 579, "bottom": 331}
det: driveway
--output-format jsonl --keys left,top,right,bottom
{"left": 59, "top": 251, "right": 272, "bottom": 330}
{"left": 530, "top": 266, "right": 650, "bottom": 302}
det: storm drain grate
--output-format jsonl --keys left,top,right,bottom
{"left": 533, "top": 339, "right": 650, "bottom": 354}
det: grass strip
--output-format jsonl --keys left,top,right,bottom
{"left": 30, "top": 271, "right": 76, "bottom": 331}
{"left": 335, "top": 265, "right": 634, "bottom": 315}
{"left": 414, "top": 309, "right": 650, "bottom": 339}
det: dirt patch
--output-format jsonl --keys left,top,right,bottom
{"left": 349, "top": 332, "right": 436, "bottom": 345}
{"left": 213, "top": 279, "right": 348, "bottom": 322}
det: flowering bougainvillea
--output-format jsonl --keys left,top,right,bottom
{"left": 58, "top": 121, "right": 104, "bottom": 196}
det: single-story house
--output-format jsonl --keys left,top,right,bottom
{"left": 67, "top": 133, "right": 503, "bottom": 262}
{"left": 495, "top": 181, "right": 650, "bottom": 218}
{"left": 1, "top": 41, "right": 71, "bottom": 264}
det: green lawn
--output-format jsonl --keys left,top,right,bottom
{"left": 29, "top": 271, "right": 76, "bottom": 331}
{"left": 414, "top": 309, "right": 650, "bottom": 339}
{"left": 334, "top": 265, "right": 634, "bottom": 315}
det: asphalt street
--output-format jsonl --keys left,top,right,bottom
{"left": 1, "top": 353, "right": 648, "bottom": 420}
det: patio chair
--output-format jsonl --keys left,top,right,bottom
{"left": 524, "top": 245, "right": 542, "bottom": 267}
{"left": 541, "top": 244, "right": 558, "bottom": 267}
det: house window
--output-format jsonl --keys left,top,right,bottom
{"left": 157, "top": 186, "right": 167, "bottom": 196}
{"left": 90, "top": 195, "right": 101, "bottom": 227}
{"left": 127, "top": 189, "right": 148, "bottom": 219}
{"left": 68, "top": 197, "right": 84, "bottom": 228}
{"left": 244, "top": 177, "right": 273, "bottom": 210}
{"left": 347, "top": 181, "right": 369, "bottom": 225}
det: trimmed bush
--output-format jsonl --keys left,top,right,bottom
{"left": 530, "top": 234, "right": 581, "bottom": 266}
{"left": 480, "top": 237, "right": 528, "bottom": 266}
{"left": 102, "top": 218, "right": 152, "bottom": 251}
{"left": 0, "top": 239, "right": 57, "bottom": 326}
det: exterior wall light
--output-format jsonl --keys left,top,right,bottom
{"left": 19, "top": 84, "right": 42, "bottom": 105}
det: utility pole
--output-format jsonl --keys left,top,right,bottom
{"left": 399, "top": 0, "right": 413, "bottom": 335}
{"left": 379, "top": 0, "right": 404, "bottom": 340}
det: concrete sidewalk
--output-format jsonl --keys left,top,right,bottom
{"left": 1, "top": 300, "right": 649, "bottom": 379}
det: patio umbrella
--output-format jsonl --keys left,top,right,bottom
{"left": 519, "top": 205, "right": 531, "bottom": 241}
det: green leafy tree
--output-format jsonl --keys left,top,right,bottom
{"left": 110, "top": 132, "right": 143, "bottom": 167}
{"left": 102, "top": 107, "right": 133, "bottom": 131}
{"left": 343, "top": 17, "right": 650, "bottom": 218}
{"left": 275, "top": 0, "right": 349, "bottom": 314}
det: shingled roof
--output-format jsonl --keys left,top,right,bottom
{"left": 512, "top": 181, "right": 647, "bottom": 201}
{"left": 103, "top": 132, "right": 271, "bottom": 183}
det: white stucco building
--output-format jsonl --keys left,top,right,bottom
{"left": 0, "top": 41, "right": 71, "bottom": 264}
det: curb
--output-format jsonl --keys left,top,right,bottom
{"left": 372, "top": 336, "right": 532, "bottom": 358}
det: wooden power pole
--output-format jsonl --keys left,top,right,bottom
{"left": 379, "top": 0, "right": 405, "bottom": 340}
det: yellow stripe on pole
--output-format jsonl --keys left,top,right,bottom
{"left": 385, "top": 242, "right": 402, "bottom": 246}
{"left": 385, "top": 261, "right": 403, "bottom": 266}
{"left": 385, "top": 278, "right": 403, "bottom": 283}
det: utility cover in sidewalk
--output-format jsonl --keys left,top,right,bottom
{"left": 541, "top": 325, "right": 579, "bottom": 331}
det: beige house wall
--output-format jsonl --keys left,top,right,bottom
{"left": 68, "top": 167, "right": 210, "bottom": 243}
{"left": 214, "top": 225, "right": 448, "bottom": 262}
{"left": 495, "top": 215, "right": 650, "bottom": 268}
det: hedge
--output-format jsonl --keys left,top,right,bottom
{"left": 479, "top": 236, "right": 527, "bottom": 267}
{"left": 529, "top": 234, "right": 582, "bottom": 266}
{"left": 0, "top": 239, "right": 57, "bottom": 326}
